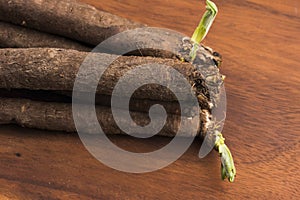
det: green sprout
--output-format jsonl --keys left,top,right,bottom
{"left": 210, "top": 117, "right": 236, "bottom": 183}
{"left": 215, "top": 131, "right": 236, "bottom": 182}
{"left": 190, "top": 0, "right": 218, "bottom": 61}
{"left": 191, "top": 0, "right": 218, "bottom": 44}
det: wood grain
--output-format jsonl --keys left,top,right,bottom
{"left": 0, "top": 0, "right": 300, "bottom": 199}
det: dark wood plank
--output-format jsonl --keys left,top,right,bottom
{"left": 1, "top": 0, "right": 300, "bottom": 199}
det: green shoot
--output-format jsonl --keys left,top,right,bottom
{"left": 215, "top": 131, "right": 236, "bottom": 182}
{"left": 191, "top": 0, "right": 218, "bottom": 44}
{"left": 190, "top": 0, "right": 218, "bottom": 61}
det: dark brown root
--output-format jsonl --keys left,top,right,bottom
{"left": 0, "top": 0, "right": 145, "bottom": 46}
{"left": 0, "top": 98, "right": 203, "bottom": 137}
{"left": 0, "top": 21, "right": 91, "bottom": 51}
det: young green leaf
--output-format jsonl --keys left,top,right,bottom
{"left": 215, "top": 131, "right": 236, "bottom": 182}
{"left": 191, "top": 0, "right": 218, "bottom": 44}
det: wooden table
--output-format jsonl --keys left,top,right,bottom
{"left": 1, "top": 0, "right": 299, "bottom": 199}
